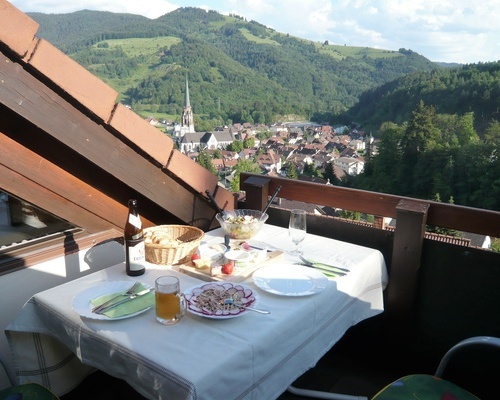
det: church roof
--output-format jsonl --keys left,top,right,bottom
{"left": 181, "top": 131, "right": 236, "bottom": 144}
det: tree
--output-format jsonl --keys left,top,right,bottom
{"left": 228, "top": 140, "right": 244, "bottom": 152}
{"left": 484, "top": 119, "right": 500, "bottom": 144}
{"left": 212, "top": 148, "right": 222, "bottom": 159}
{"left": 286, "top": 162, "right": 298, "bottom": 179}
{"left": 230, "top": 159, "right": 261, "bottom": 192}
{"left": 353, "top": 121, "right": 403, "bottom": 194}
{"left": 402, "top": 101, "right": 440, "bottom": 156}
{"left": 426, "top": 194, "right": 462, "bottom": 236}
{"left": 491, "top": 238, "right": 500, "bottom": 253}
{"left": 456, "top": 112, "right": 479, "bottom": 146}
{"left": 399, "top": 101, "right": 440, "bottom": 195}
{"left": 243, "top": 137, "right": 255, "bottom": 148}
{"left": 303, "top": 163, "right": 321, "bottom": 178}
{"left": 322, "top": 162, "right": 339, "bottom": 185}
{"left": 197, "top": 150, "right": 217, "bottom": 175}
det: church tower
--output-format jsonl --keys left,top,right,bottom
{"left": 180, "top": 74, "right": 195, "bottom": 135}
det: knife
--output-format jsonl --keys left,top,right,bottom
{"left": 238, "top": 242, "right": 272, "bottom": 252}
{"left": 299, "top": 256, "right": 350, "bottom": 273}
{"left": 94, "top": 288, "right": 154, "bottom": 314}
{"left": 296, "top": 263, "right": 347, "bottom": 277}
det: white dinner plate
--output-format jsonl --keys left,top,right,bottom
{"left": 252, "top": 264, "right": 329, "bottom": 296}
{"left": 72, "top": 281, "right": 153, "bottom": 320}
{"left": 184, "top": 282, "right": 259, "bottom": 319}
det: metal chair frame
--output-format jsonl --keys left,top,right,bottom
{"left": 287, "top": 336, "right": 500, "bottom": 400}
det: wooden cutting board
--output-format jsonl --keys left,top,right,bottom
{"left": 178, "top": 250, "right": 284, "bottom": 282}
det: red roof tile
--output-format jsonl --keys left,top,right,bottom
{"left": 28, "top": 39, "right": 118, "bottom": 122}
{"left": 0, "top": 1, "right": 38, "bottom": 57}
{"left": 109, "top": 103, "right": 174, "bottom": 166}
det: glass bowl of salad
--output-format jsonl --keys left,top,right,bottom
{"left": 215, "top": 209, "right": 268, "bottom": 239}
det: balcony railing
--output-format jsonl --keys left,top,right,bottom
{"left": 239, "top": 173, "right": 500, "bottom": 370}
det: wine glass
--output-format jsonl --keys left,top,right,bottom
{"left": 288, "top": 209, "right": 307, "bottom": 256}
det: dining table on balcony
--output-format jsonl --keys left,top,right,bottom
{"left": 5, "top": 223, "right": 388, "bottom": 400}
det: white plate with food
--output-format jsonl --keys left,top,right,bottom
{"left": 184, "top": 282, "right": 258, "bottom": 319}
{"left": 252, "top": 264, "right": 329, "bottom": 296}
{"left": 72, "top": 281, "right": 153, "bottom": 320}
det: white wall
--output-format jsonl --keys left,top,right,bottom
{"left": 0, "top": 239, "right": 125, "bottom": 390}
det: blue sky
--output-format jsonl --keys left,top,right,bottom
{"left": 8, "top": 0, "right": 500, "bottom": 64}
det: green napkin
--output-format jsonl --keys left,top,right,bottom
{"left": 91, "top": 283, "right": 155, "bottom": 319}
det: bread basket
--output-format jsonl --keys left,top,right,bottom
{"left": 144, "top": 225, "right": 204, "bottom": 265}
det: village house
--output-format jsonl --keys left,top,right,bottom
{"left": 238, "top": 148, "right": 258, "bottom": 160}
{"left": 349, "top": 139, "right": 366, "bottom": 151}
{"left": 262, "top": 137, "right": 286, "bottom": 152}
{"left": 269, "top": 124, "right": 288, "bottom": 134}
{"left": 145, "top": 116, "right": 159, "bottom": 126}
{"left": 288, "top": 127, "right": 304, "bottom": 140}
{"left": 334, "top": 157, "right": 365, "bottom": 176}
{"left": 256, "top": 150, "right": 282, "bottom": 173}
{"left": 297, "top": 146, "right": 318, "bottom": 157}
{"left": 325, "top": 141, "right": 346, "bottom": 154}
{"left": 340, "top": 147, "right": 358, "bottom": 158}
{"left": 220, "top": 150, "right": 239, "bottom": 160}
{"left": 311, "top": 152, "right": 332, "bottom": 170}
{"left": 333, "top": 125, "right": 349, "bottom": 134}
{"left": 211, "top": 157, "right": 238, "bottom": 173}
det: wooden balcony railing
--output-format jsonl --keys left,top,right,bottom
{"left": 239, "top": 173, "right": 500, "bottom": 325}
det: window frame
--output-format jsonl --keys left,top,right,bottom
{"left": 0, "top": 228, "right": 122, "bottom": 275}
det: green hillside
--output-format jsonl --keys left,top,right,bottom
{"left": 344, "top": 61, "right": 500, "bottom": 132}
{"left": 28, "top": 7, "right": 439, "bottom": 125}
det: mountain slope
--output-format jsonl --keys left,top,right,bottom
{"left": 344, "top": 61, "right": 500, "bottom": 132}
{"left": 28, "top": 7, "right": 440, "bottom": 124}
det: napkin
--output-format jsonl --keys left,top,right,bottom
{"left": 91, "top": 283, "right": 155, "bottom": 318}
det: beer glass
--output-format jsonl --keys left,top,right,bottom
{"left": 155, "top": 276, "right": 186, "bottom": 325}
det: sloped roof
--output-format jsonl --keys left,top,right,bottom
{"left": 0, "top": 0, "right": 235, "bottom": 233}
{"left": 181, "top": 131, "right": 235, "bottom": 144}
{"left": 181, "top": 132, "right": 213, "bottom": 143}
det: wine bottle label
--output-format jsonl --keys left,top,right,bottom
{"left": 128, "top": 214, "right": 142, "bottom": 229}
{"left": 127, "top": 240, "right": 145, "bottom": 271}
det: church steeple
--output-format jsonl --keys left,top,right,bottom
{"left": 184, "top": 74, "right": 191, "bottom": 108}
{"left": 180, "top": 73, "right": 195, "bottom": 135}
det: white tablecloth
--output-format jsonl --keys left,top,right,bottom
{"left": 6, "top": 225, "right": 388, "bottom": 400}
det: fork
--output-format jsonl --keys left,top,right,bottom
{"left": 223, "top": 298, "right": 270, "bottom": 314}
{"left": 299, "top": 255, "right": 350, "bottom": 273}
{"left": 91, "top": 281, "right": 142, "bottom": 313}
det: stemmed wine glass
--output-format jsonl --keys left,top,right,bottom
{"left": 288, "top": 209, "right": 307, "bottom": 256}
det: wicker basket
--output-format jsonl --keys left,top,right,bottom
{"left": 144, "top": 225, "right": 204, "bottom": 265}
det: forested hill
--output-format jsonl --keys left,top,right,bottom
{"left": 343, "top": 62, "right": 500, "bottom": 132}
{"left": 28, "top": 7, "right": 439, "bottom": 126}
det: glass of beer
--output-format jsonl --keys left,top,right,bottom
{"left": 155, "top": 276, "right": 186, "bottom": 325}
